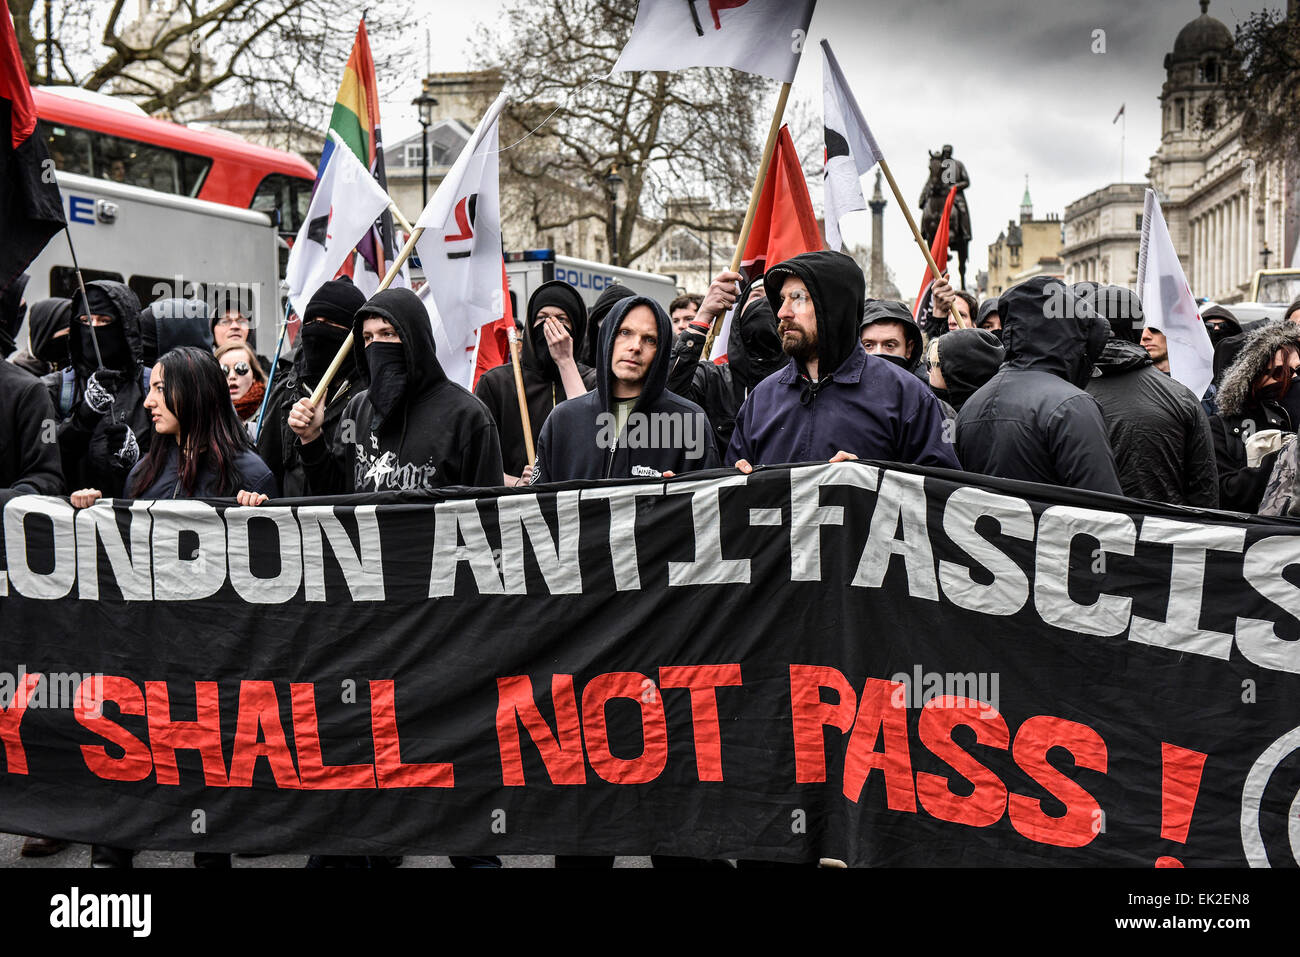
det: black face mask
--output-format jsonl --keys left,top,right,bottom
{"left": 77, "top": 323, "right": 132, "bottom": 372}
{"left": 876, "top": 352, "right": 911, "bottom": 370}
{"left": 1279, "top": 382, "right": 1300, "bottom": 430}
{"left": 299, "top": 321, "right": 350, "bottom": 386}
{"left": 365, "top": 341, "right": 408, "bottom": 431}
{"left": 35, "top": 332, "right": 69, "bottom": 367}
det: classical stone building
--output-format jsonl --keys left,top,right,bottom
{"left": 1063, "top": 1, "right": 1294, "bottom": 303}
{"left": 985, "top": 181, "right": 1064, "bottom": 296}
{"left": 1062, "top": 184, "right": 1146, "bottom": 286}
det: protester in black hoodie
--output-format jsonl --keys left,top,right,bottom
{"left": 531, "top": 295, "right": 718, "bottom": 483}
{"left": 289, "top": 287, "right": 503, "bottom": 494}
{"left": 859, "top": 299, "right": 925, "bottom": 379}
{"left": 475, "top": 280, "right": 596, "bottom": 483}
{"left": 9, "top": 296, "right": 71, "bottom": 376}
{"left": 1083, "top": 291, "right": 1218, "bottom": 507}
{"left": 45, "top": 280, "right": 152, "bottom": 498}
{"left": 1209, "top": 321, "right": 1300, "bottom": 512}
{"left": 1, "top": 359, "right": 64, "bottom": 504}
{"left": 956, "top": 277, "right": 1122, "bottom": 494}
{"left": 927, "top": 327, "right": 1004, "bottom": 416}
{"left": 257, "top": 279, "right": 364, "bottom": 497}
{"left": 140, "top": 297, "right": 213, "bottom": 366}
{"left": 666, "top": 271, "right": 780, "bottom": 452}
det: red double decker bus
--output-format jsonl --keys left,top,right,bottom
{"left": 33, "top": 86, "right": 316, "bottom": 236}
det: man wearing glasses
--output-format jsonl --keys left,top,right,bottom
{"left": 727, "top": 250, "right": 958, "bottom": 473}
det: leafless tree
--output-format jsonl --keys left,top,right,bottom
{"left": 10, "top": 0, "right": 411, "bottom": 130}
{"left": 478, "top": 0, "right": 785, "bottom": 268}
{"left": 1215, "top": 6, "right": 1300, "bottom": 166}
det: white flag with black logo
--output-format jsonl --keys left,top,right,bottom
{"left": 285, "top": 130, "right": 392, "bottom": 318}
{"left": 613, "top": 0, "right": 816, "bottom": 83}
{"left": 413, "top": 93, "right": 507, "bottom": 389}
{"left": 821, "top": 40, "right": 883, "bottom": 251}
{"left": 1137, "top": 188, "right": 1213, "bottom": 398}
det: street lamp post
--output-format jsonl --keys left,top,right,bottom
{"left": 412, "top": 90, "right": 438, "bottom": 208}
{"left": 1262, "top": 244, "right": 1273, "bottom": 270}
{"left": 605, "top": 166, "right": 623, "bottom": 266}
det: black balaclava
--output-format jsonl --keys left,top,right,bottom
{"left": 365, "top": 342, "right": 408, "bottom": 431}
{"left": 1200, "top": 304, "right": 1242, "bottom": 350}
{"left": 80, "top": 285, "right": 134, "bottom": 373}
{"left": 301, "top": 278, "right": 365, "bottom": 386}
{"left": 26, "top": 297, "right": 71, "bottom": 366}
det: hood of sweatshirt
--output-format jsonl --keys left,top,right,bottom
{"left": 935, "top": 326, "right": 1004, "bottom": 407}
{"left": 70, "top": 280, "right": 143, "bottom": 376}
{"left": 523, "top": 280, "right": 589, "bottom": 385}
{"left": 728, "top": 274, "right": 786, "bottom": 391}
{"left": 860, "top": 298, "right": 924, "bottom": 373}
{"left": 25, "top": 297, "right": 71, "bottom": 365}
{"left": 141, "top": 298, "right": 214, "bottom": 365}
{"left": 764, "top": 249, "right": 866, "bottom": 380}
{"left": 350, "top": 287, "right": 447, "bottom": 397}
{"left": 1001, "top": 276, "right": 1109, "bottom": 388}
{"left": 595, "top": 295, "right": 673, "bottom": 414}
{"left": 1091, "top": 336, "right": 1153, "bottom": 377}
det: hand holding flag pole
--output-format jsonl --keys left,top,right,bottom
{"left": 506, "top": 326, "right": 536, "bottom": 467}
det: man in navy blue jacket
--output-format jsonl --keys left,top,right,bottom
{"left": 726, "top": 250, "right": 958, "bottom": 472}
{"left": 531, "top": 295, "right": 718, "bottom": 483}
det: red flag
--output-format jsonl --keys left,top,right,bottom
{"left": 0, "top": 5, "right": 65, "bottom": 294}
{"left": 472, "top": 262, "right": 515, "bottom": 389}
{"left": 912, "top": 186, "right": 956, "bottom": 315}
{"left": 740, "top": 125, "right": 824, "bottom": 277}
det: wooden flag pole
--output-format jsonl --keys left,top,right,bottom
{"left": 388, "top": 201, "right": 415, "bottom": 235}
{"left": 308, "top": 226, "right": 425, "bottom": 407}
{"left": 506, "top": 326, "right": 536, "bottom": 468}
{"left": 878, "top": 159, "right": 969, "bottom": 328}
{"left": 701, "top": 80, "right": 793, "bottom": 359}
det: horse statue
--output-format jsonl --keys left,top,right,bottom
{"left": 919, "top": 145, "right": 972, "bottom": 291}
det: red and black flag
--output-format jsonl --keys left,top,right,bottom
{"left": 0, "top": 4, "right": 64, "bottom": 296}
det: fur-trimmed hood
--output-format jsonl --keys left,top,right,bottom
{"left": 1216, "top": 321, "right": 1300, "bottom": 417}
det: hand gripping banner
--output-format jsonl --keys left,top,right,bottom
{"left": 1, "top": 462, "right": 1298, "bottom": 866}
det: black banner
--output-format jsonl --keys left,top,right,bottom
{"left": 1, "top": 462, "right": 1298, "bottom": 866}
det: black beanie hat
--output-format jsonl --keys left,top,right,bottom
{"left": 305, "top": 276, "right": 366, "bottom": 327}
{"left": 529, "top": 282, "right": 585, "bottom": 325}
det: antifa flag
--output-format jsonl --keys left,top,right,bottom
{"left": 821, "top": 40, "right": 883, "bottom": 251}
{"left": 1, "top": 462, "right": 1300, "bottom": 866}
{"left": 0, "top": 5, "right": 65, "bottom": 296}
{"left": 913, "top": 185, "right": 956, "bottom": 319}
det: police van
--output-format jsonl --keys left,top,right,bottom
{"left": 21, "top": 171, "right": 282, "bottom": 352}
{"left": 504, "top": 249, "right": 679, "bottom": 319}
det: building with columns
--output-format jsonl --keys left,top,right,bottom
{"left": 1062, "top": 184, "right": 1146, "bottom": 286}
{"left": 1063, "top": 1, "right": 1294, "bottom": 303}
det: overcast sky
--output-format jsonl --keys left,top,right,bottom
{"left": 379, "top": 0, "right": 1275, "bottom": 290}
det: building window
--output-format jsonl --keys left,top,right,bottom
{"left": 1201, "top": 57, "right": 1218, "bottom": 83}
{"left": 1176, "top": 100, "right": 1186, "bottom": 130}
{"left": 404, "top": 144, "right": 423, "bottom": 167}
{"left": 1135, "top": 213, "right": 1143, "bottom": 231}
{"left": 1201, "top": 101, "right": 1217, "bottom": 130}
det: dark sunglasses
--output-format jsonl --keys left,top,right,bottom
{"left": 221, "top": 361, "right": 251, "bottom": 377}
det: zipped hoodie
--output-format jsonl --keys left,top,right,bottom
{"left": 299, "top": 287, "right": 503, "bottom": 493}
{"left": 531, "top": 295, "right": 719, "bottom": 482}
{"left": 726, "top": 250, "right": 958, "bottom": 469}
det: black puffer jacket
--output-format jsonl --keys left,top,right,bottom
{"left": 475, "top": 281, "right": 597, "bottom": 476}
{"left": 299, "top": 288, "right": 503, "bottom": 493}
{"left": 1209, "top": 321, "right": 1300, "bottom": 512}
{"left": 532, "top": 295, "right": 718, "bottom": 482}
{"left": 43, "top": 281, "right": 152, "bottom": 496}
{"left": 956, "top": 277, "right": 1122, "bottom": 494}
{"left": 1086, "top": 337, "right": 1218, "bottom": 507}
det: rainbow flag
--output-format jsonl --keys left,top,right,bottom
{"left": 316, "top": 20, "right": 400, "bottom": 292}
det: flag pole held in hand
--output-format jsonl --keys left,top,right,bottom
{"left": 506, "top": 325, "right": 536, "bottom": 467}
{"left": 308, "top": 226, "right": 424, "bottom": 408}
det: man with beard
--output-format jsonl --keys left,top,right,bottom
{"left": 287, "top": 287, "right": 503, "bottom": 495}
{"left": 45, "top": 280, "right": 152, "bottom": 498}
{"left": 858, "top": 299, "right": 925, "bottom": 379}
{"left": 666, "top": 270, "right": 787, "bottom": 452}
{"left": 258, "top": 278, "right": 366, "bottom": 496}
{"left": 474, "top": 280, "right": 595, "bottom": 485}
{"left": 956, "top": 277, "right": 1122, "bottom": 494}
{"left": 726, "top": 251, "right": 957, "bottom": 471}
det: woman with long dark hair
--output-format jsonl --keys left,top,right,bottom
{"left": 71, "top": 345, "right": 276, "bottom": 506}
